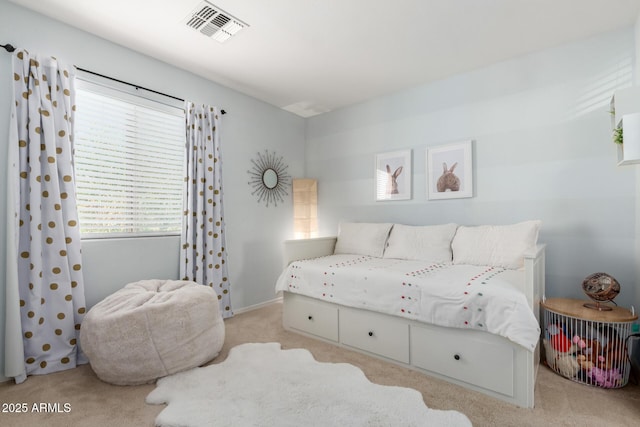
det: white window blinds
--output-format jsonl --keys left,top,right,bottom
{"left": 74, "top": 79, "right": 185, "bottom": 238}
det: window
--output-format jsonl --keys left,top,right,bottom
{"left": 74, "top": 77, "right": 185, "bottom": 238}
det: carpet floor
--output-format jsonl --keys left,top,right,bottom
{"left": 1, "top": 301, "right": 639, "bottom": 427}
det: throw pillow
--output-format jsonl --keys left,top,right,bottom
{"left": 334, "top": 222, "right": 394, "bottom": 257}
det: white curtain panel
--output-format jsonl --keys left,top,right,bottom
{"left": 180, "top": 103, "right": 232, "bottom": 318}
{"left": 6, "top": 50, "right": 87, "bottom": 383}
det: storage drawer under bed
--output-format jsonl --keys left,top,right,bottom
{"left": 340, "top": 307, "right": 410, "bottom": 363}
{"left": 282, "top": 293, "right": 339, "bottom": 342}
{"left": 411, "top": 323, "right": 515, "bottom": 396}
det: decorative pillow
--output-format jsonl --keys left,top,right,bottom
{"left": 383, "top": 223, "right": 458, "bottom": 262}
{"left": 451, "top": 220, "right": 541, "bottom": 269}
{"left": 333, "top": 222, "right": 393, "bottom": 257}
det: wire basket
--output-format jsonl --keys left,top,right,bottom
{"left": 543, "top": 308, "right": 633, "bottom": 388}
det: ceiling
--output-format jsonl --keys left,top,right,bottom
{"left": 9, "top": 0, "right": 640, "bottom": 117}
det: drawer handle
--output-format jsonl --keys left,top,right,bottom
{"left": 454, "top": 354, "right": 461, "bottom": 361}
{"left": 307, "top": 315, "right": 313, "bottom": 321}
{"left": 368, "top": 331, "right": 374, "bottom": 337}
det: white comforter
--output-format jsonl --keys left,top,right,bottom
{"left": 275, "top": 254, "right": 540, "bottom": 351}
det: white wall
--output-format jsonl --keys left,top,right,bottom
{"left": 0, "top": 0, "right": 305, "bottom": 380}
{"left": 306, "top": 28, "right": 640, "bottom": 315}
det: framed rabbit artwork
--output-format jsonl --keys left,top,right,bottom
{"left": 375, "top": 149, "right": 412, "bottom": 201}
{"left": 427, "top": 140, "right": 474, "bottom": 200}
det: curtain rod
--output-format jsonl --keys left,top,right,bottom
{"left": 1, "top": 43, "right": 16, "bottom": 52}
{"left": 2, "top": 42, "right": 226, "bottom": 115}
{"left": 76, "top": 66, "right": 227, "bottom": 115}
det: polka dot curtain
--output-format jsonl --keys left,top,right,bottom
{"left": 5, "top": 50, "right": 87, "bottom": 383}
{"left": 180, "top": 103, "right": 232, "bottom": 318}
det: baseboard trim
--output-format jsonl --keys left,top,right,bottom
{"left": 232, "top": 296, "right": 282, "bottom": 315}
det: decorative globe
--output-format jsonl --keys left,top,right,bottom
{"left": 582, "top": 272, "right": 620, "bottom": 310}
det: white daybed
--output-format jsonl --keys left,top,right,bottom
{"left": 275, "top": 222, "right": 545, "bottom": 408}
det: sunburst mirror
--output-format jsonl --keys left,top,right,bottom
{"left": 247, "top": 150, "right": 291, "bottom": 207}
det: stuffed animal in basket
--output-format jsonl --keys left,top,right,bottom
{"left": 545, "top": 324, "right": 581, "bottom": 378}
{"left": 597, "top": 344, "right": 627, "bottom": 371}
{"left": 572, "top": 335, "right": 601, "bottom": 357}
{"left": 548, "top": 324, "right": 572, "bottom": 352}
{"left": 572, "top": 335, "right": 602, "bottom": 367}
{"left": 544, "top": 338, "right": 579, "bottom": 379}
{"left": 572, "top": 327, "right": 628, "bottom": 388}
{"left": 575, "top": 354, "right": 595, "bottom": 371}
{"left": 590, "top": 366, "right": 623, "bottom": 388}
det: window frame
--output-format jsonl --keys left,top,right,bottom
{"left": 74, "top": 72, "right": 186, "bottom": 240}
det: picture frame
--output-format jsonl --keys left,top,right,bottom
{"left": 375, "top": 149, "right": 412, "bottom": 201}
{"left": 426, "top": 140, "right": 473, "bottom": 200}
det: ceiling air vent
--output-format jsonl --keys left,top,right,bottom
{"left": 184, "top": 1, "right": 248, "bottom": 43}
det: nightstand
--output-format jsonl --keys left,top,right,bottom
{"left": 541, "top": 297, "right": 637, "bottom": 388}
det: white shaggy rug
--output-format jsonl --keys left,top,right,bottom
{"left": 146, "top": 342, "right": 472, "bottom": 427}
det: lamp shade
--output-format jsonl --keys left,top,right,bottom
{"left": 293, "top": 179, "right": 318, "bottom": 239}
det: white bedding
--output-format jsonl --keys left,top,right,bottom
{"left": 275, "top": 254, "right": 540, "bottom": 351}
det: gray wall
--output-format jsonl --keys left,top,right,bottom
{"left": 0, "top": 0, "right": 305, "bottom": 380}
{"left": 305, "top": 28, "right": 640, "bottom": 316}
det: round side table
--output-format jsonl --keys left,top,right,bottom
{"left": 541, "top": 297, "right": 637, "bottom": 388}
